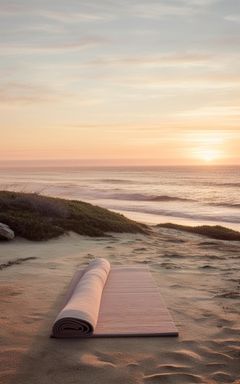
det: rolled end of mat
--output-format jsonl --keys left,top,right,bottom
{"left": 52, "top": 317, "right": 93, "bottom": 338}
{"left": 51, "top": 258, "right": 110, "bottom": 338}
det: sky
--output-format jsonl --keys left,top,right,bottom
{"left": 0, "top": 0, "right": 240, "bottom": 165}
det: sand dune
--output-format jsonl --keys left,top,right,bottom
{"left": 0, "top": 228, "right": 240, "bottom": 384}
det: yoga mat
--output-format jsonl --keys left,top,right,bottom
{"left": 52, "top": 258, "right": 178, "bottom": 338}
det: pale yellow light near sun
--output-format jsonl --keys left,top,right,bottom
{"left": 188, "top": 132, "right": 225, "bottom": 163}
{"left": 198, "top": 148, "right": 221, "bottom": 162}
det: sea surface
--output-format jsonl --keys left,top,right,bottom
{"left": 0, "top": 166, "right": 239, "bottom": 230}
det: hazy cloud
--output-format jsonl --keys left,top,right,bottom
{"left": 88, "top": 52, "right": 214, "bottom": 67}
{"left": 0, "top": 82, "right": 62, "bottom": 104}
{"left": 41, "top": 10, "right": 114, "bottom": 23}
{"left": 0, "top": 36, "right": 108, "bottom": 55}
{"left": 224, "top": 14, "right": 240, "bottom": 23}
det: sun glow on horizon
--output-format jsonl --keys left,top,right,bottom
{"left": 188, "top": 132, "right": 227, "bottom": 164}
{"left": 198, "top": 148, "right": 221, "bottom": 163}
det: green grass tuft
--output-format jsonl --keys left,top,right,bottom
{"left": 157, "top": 223, "right": 240, "bottom": 241}
{"left": 0, "top": 191, "right": 147, "bottom": 241}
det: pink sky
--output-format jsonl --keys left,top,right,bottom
{"left": 0, "top": 1, "right": 239, "bottom": 165}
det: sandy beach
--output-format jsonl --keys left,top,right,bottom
{"left": 0, "top": 227, "right": 240, "bottom": 384}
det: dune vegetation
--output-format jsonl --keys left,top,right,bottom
{"left": 0, "top": 191, "right": 147, "bottom": 241}
{"left": 157, "top": 223, "right": 240, "bottom": 241}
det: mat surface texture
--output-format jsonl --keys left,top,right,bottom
{"left": 52, "top": 258, "right": 178, "bottom": 338}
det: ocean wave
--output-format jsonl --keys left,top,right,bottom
{"left": 105, "top": 193, "right": 194, "bottom": 202}
{"left": 150, "top": 195, "right": 193, "bottom": 202}
{"left": 97, "top": 180, "right": 240, "bottom": 188}
{"left": 210, "top": 203, "right": 240, "bottom": 209}
{"left": 99, "top": 179, "right": 134, "bottom": 184}
{"left": 224, "top": 183, "right": 240, "bottom": 187}
{"left": 209, "top": 182, "right": 240, "bottom": 188}
{"left": 108, "top": 205, "right": 240, "bottom": 224}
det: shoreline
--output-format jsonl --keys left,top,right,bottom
{"left": 1, "top": 191, "right": 239, "bottom": 242}
{"left": 111, "top": 208, "right": 240, "bottom": 231}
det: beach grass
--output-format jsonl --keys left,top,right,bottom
{"left": 157, "top": 223, "right": 240, "bottom": 241}
{"left": 0, "top": 191, "right": 147, "bottom": 240}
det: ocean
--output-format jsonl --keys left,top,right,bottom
{"left": 0, "top": 166, "right": 239, "bottom": 230}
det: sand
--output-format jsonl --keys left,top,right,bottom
{"left": 0, "top": 227, "right": 240, "bottom": 384}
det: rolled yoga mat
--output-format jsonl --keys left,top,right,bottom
{"left": 52, "top": 258, "right": 178, "bottom": 338}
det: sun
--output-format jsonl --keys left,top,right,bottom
{"left": 200, "top": 149, "right": 220, "bottom": 162}
{"left": 192, "top": 146, "right": 222, "bottom": 163}
{"left": 188, "top": 132, "right": 225, "bottom": 164}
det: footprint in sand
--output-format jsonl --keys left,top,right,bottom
{"left": 215, "top": 291, "right": 240, "bottom": 299}
{"left": 160, "top": 262, "right": 181, "bottom": 269}
{"left": 80, "top": 353, "right": 116, "bottom": 368}
{"left": 156, "top": 363, "right": 190, "bottom": 373}
{"left": 210, "top": 371, "right": 234, "bottom": 383}
{"left": 165, "top": 239, "right": 186, "bottom": 243}
{"left": 144, "top": 372, "right": 202, "bottom": 383}
{"left": 83, "top": 254, "right": 95, "bottom": 260}
{"left": 163, "top": 349, "right": 203, "bottom": 364}
{"left": 136, "top": 260, "right": 149, "bottom": 264}
{"left": 197, "top": 346, "right": 234, "bottom": 362}
{"left": 199, "top": 265, "right": 216, "bottom": 269}
{"left": 133, "top": 248, "right": 148, "bottom": 253}
{"left": 198, "top": 242, "right": 218, "bottom": 246}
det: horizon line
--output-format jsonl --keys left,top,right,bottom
{"left": 0, "top": 159, "right": 239, "bottom": 168}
